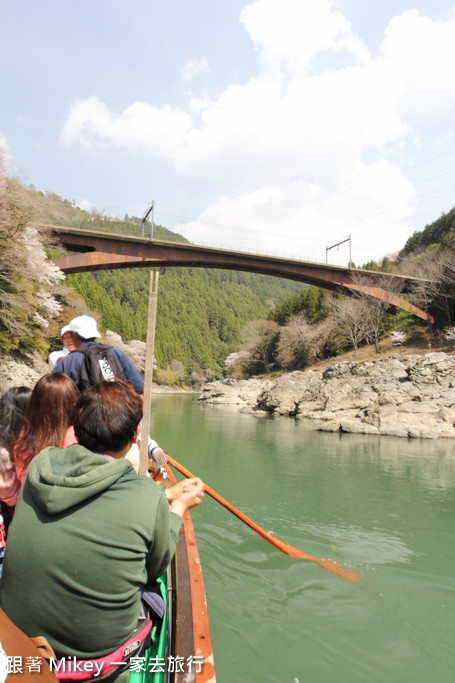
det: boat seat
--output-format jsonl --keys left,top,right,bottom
{"left": 0, "top": 608, "right": 58, "bottom": 681}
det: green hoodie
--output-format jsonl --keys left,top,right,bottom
{"left": 0, "top": 444, "right": 182, "bottom": 658}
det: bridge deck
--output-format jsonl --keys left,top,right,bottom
{"left": 44, "top": 225, "right": 432, "bottom": 321}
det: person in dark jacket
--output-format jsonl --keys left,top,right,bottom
{"left": 0, "top": 380, "right": 203, "bottom": 668}
{"left": 54, "top": 315, "right": 144, "bottom": 394}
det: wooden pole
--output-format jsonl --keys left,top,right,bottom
{"left": 139, "top": 270, "right": 159, "bottom": 475}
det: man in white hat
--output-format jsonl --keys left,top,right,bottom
{"left": 47, "top": 325, "right": 75, "bottom": 371}
{"left": 53, "top": 315, "right": 144, "bottom": 394}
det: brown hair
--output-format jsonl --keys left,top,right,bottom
{"left": 73, "top": 379, "right": 143, "bottom": 454}
{"left": 14, "top": 373, "right": 80, "bottom": 469}
{"left": 0, "top": 386, "right": 32, "bottom": 453}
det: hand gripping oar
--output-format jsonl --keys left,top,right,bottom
{"left": 165, "top": 453, "right": 363, "bottom": 583}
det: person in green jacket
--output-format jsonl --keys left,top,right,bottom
{"left": 0, "top": 379, "right": 204, "bottom": 668}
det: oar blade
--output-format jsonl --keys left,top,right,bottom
{"left": 314, "top": 558, "right": 364, "bottom": 583}
{"left": 273, "top": 537, "right": 364, "bottom": 583}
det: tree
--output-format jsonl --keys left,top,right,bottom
{"left": 399, "top": 206, "right": 455, "bottom": 256}
{"left": 239, "top": 320, "right": 279, "bottom": 373}
{"left": 170, "top": 359, "right": 186, "bottom": 385}
{"left": 155, "top": 367, "right": 176, "bottom": 386}
{"left": 103, "top": 330, "right": 147, "bottom": 371}
{"left": 329, "top": 296, "right": 370, "bottom": 356}
{"left": 398, "top": 253, "right": 437, "bottom": 320}
{"left": 380, "top": 256, "right": 394, "bottom": 273}
{"left": 348, "top": 272, "right": 405, "bottom": 353}
{"left": 0, "top": 150, "right": 64, "bottom": 351}
{"left": 224, "top": 350, "right": 252, "bottom": 369}
{"left": 389, "top": 331, "right": 407, "bottom": 345}
{"left": 268, "top": 286, "right": 331, "bottom": 326}
{"left": 276, "top": 313, "right": 310, "bottom": 369}
{"left": 431, "top": 245, "right": 455, "bottom": 325}
{"left": 276, "top": 313, "right": 337, "bottom": 370}
{"left": 400, "top": 246, "right": 455, "bottom": 326}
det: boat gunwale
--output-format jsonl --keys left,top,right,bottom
{"left": 165, "top": 465, "right": 215, "bottom": 683}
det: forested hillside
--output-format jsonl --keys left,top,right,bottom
{"left": 399, "top": 206, "right": 455, "bottom": 256}
{"left": 7, "top": 180, "right": 303, "bottom": 378}
{"left": 67, "top": 267, "right": 302, "bottom": 377}
{"left": 16, "top": 181, "right": 189, "bottom": 242}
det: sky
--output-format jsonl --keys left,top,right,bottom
{"left": 1, "top": 0, "right": 455, "bottom": 267}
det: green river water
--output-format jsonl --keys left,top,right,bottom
{"left": 150, "top": 394, "right": 455, "bottom": 683}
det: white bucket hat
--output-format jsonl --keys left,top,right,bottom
{"left": 69, "top": 315, "right": 101, "bottom": 339}
{"left": 61, "top": 324, "right": 72, "bottom": 336}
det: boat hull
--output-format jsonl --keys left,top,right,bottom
{"left": 158, "top": 465, "right": 215, "bottom": 683}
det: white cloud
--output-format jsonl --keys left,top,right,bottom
{"left": 60, "top": 96, "right": 192, "bottom": 159}
{"left": 182, "top": 58, "right": 210, "bottom": 82}
{"left": 175, "top": 162, "right": 415, "bottom": 265}
{"left": 76, "top": 199, "right": 97, "bottom": 213}
{"left": 380, "top": 9, "right": 455, "bottom": 115}
{"left": 60, "top": 1, "right": 455, "bottom": 261}
{"left": 240, "top": 0, "right": 370, "bottom": 77}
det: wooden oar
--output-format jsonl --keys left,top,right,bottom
{"left": 165, "top": 452, "right": 363, "bottom": 583}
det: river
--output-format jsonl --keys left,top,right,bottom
{"left": 150, "top": 394, "right": 455, "bottom": 683}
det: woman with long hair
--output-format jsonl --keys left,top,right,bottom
{"left": 14, "top": 373, "right": 80, "bottom": 483}
{"left": 0, "top": 386, "right": 32, "bottom": 508}
{"left": 0, "top": 387, "right": 32, "bottom": 453}
{"left": 0, "top": 386, "right": 33, "bottom": 567}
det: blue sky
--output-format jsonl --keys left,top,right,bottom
{"left": 1, "top": 0, "right": 455, "bottom": 266}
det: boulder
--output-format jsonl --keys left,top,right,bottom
{"left": 198, "top": 378, "right": 271, "bottom": 405}
{"left": 257, "top": 370, "right": 321, "bottom": 415}
{"left": 317, "top": 417, "right": 380, "bottom": 435}
{"left": 351, "top": 357, "right": 408, "bottom": 380}
{"left": 407, "top": 352, "right": 455, "bottom": 385}
{"left": 0, "top": 355, "right": 47, "bottom": 391}
{"left": 324, "top": 382, "right": 377, "bottom": 412}
{"left": 322, "top": 361, "right": 357, "bottom": 380}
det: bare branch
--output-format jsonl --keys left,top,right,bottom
{"left": 240, "top": 320, "right": 279, "bottom": 373}
{"left": 347, "top": 272, "right": 406, "bottom": 352}
{"left": 329, "top": 296, "right": 370, "bottom": 356}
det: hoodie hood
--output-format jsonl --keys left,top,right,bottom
{"left": 26, "top": 444, "right": 133, "bottom": 515}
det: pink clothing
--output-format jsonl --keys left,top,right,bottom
{"left": 0, "top": 446, "right": 20, "bottom": 507}
{"left": 14, "top": 458, "right": 27, "bottom": 486}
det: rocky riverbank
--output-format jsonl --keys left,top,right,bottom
{"left": 198, "top": 352, "right": 455, "bottom": 439}
{"left": 0, "top": 353, "right": 48, "bottom": 391}
{"left": 0, "top": 353, "right": 196, "bottom": 394}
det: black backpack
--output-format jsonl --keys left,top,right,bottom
{"left": 74, "top": 344, "right": 126, "bottom": 390}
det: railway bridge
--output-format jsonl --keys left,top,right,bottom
{"left": 45, "top": 225, "right": 431, "bottom": 321}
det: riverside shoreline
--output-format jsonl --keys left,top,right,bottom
{"left": 199, "top": 352, "right": 455, "bottom": 439}
{"left": 0, "top": 354, "right": 196, "bottom": 394}
{"left": 4, "top": 350, "right": 455, "bottom": 439}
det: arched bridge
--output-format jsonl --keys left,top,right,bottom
{"left": 46, "top": 225, "right": 431, "bottom": 321}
